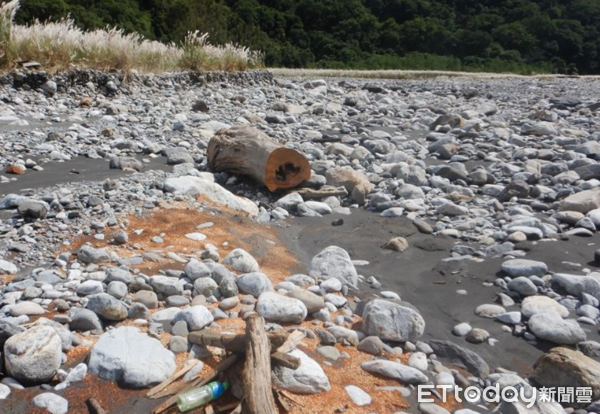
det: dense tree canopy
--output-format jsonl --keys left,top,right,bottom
{"left": 13, "top": 0, "right": 600, "bottom": 74}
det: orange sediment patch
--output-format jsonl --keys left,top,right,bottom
{"left": 265, "top": 314, "right": 412, "bottom": 414}
{"left": 65, "top": 205, "right": 299, "bottom": 284}
{"left": 285, "top": 342, "right": 410, "bottom": 414}
{"left": 52, "top": 204, "right": 420, "bottom": 414}
{"left": 126, "top": 207, "right": 298, "bottom": 283}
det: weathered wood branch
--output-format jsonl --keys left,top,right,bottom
{"left": 208, "top": 126, "right": 310, "bottom": 191}
{"left": 274, "top": 390, "right": 292, "bottom": 412}
{"left": 295, "top": 186, "right": 348, "bottom": 199}
{"left": 279, "top": 390, "right": 305, "bottom": 407}
{"left": 188, "top": 329, "right": 300, "bottom": 369}
{"left": 229, "top": 404, "right": 243, "bottom": 414}
{"left": 87, "top": 398, "right": 107, "bottom": 414}
{"left": 242, "top": 314, "right": 278, "bottom": 414}
{"left": 270, "top": 352, "right": 301, "bottom": 369}
{"left": 188, "top": 329, "right": 288, "bottom": 353}
{"left": 146, "top": 360, "right": 198, "bottom": 398}
{"left": 215, "top": 402, "right": 243, "bottom": 413}
{"left": 311, "top": 136, "right": 342, "bottom": 143}
{"left": 151, "top": 355, "right": 239, "bottom": 414}
{"left": 276, "top": 330, "right": 306, "bottom": 353}
{"left": 152, "top": 326, "right": 304, "bottom": 413}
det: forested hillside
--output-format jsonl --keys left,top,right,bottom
{"left": 13, "top": 0, "right": 600, "bottom": 74}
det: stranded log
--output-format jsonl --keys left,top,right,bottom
{"left": 207, "top": 126, "right": 310, "bottom": 191}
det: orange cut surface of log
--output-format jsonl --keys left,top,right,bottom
{"left": 208, "top": 126, "right": 310, "bottom": 191}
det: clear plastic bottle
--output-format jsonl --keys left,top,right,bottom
{"left": 176, "top": 380, "right": 230, "bottom": 412}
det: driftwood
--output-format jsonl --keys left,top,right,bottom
{"left": 242, "top": 314, "right": 278, "bottom": 414}
{"left": 151, "top": 369, "right": 201, "bottom": 400}
{"left": 208, "top": 126, "right": 310, "bottom": 191}
{"left": 279, "top": 389, "right": 305, "bottom": 407}
{"left": 152, "top": 355, "right": 239, "bottom": 414}
{"left": 311, "top": 136, "right": 342, "bottom": 143}
{"left": 295, "top": 186, "right": 348, "bottom": 199}
{"left": 229, "top": 404, "right": 243, "bottom": 414}
{"left": 216, "top": 402, "right": 243, "bottom": 413}
{"left": 87, "top": 398, "right": 107, "bottom": 414}
{"left": 276, "top": 330, "right": 306, "bottom": 353}
{"left": 146, "top": 360, "right": 198, "bottom": 398}
{"left": 188, "top": 329, "right": 301, "bottom": 369}
{"left": 270, "top": 351, "right": 302, "bottom": 369}
{"left": 274, "top": 390, "right": 292, "bottom": 412}
{"left": 189, "top": 329, "right": 288, "bottom": 352}
{"left": 152, "top": 325, "right": 305, "bottom": 414}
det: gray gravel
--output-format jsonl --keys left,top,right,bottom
{"left": 3, "top": 69, "right": 600, "bottom": 413}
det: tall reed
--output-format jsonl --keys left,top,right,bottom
{"left": 0, "top": 0, "right": 262, "bottom": 72}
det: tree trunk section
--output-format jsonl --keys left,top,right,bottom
{"left": 208, "top": 126, "right": 310, "bottom": 191}
{"left": 242, "top": 314, "right": 278, "bottom": 414}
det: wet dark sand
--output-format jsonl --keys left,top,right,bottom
{"left": 277, "top": 209, "right": 600, "bottom": 376}
{"left": 0, "top": 156, "right": 169, "bottom": 196}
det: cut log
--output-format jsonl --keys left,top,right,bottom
{"left": 208, "top": 126, "right": 310, "bottom": 191}
{"left": 242, "top": 314, "right": 278, "bottom": 414}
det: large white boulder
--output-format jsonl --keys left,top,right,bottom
{"left": 272, "top": 349, "right": 330, "bottom": 394}
{"left": 256, "top": 292, "right": 307, "bottom": 324}
{"left": 4, "top": 326, "right": 62, "bottom": 384}
{"left": 362, "top": 299, "right": 425, "bottom": 342}
{"left": 308, "top": 246, "right": 358, "bottom": 286}
{"left": 88, "top": 327, "right": 176, "bottom": 388}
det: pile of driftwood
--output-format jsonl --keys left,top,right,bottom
{"left": 148, "top": 314, "right": 306, "bottom": 414}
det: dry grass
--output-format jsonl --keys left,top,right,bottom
{"left": 0, "top": 0, "right": 17, "bottom": 66}
{"left": 0, "top": 0, "right": 262, "bottom": 73}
